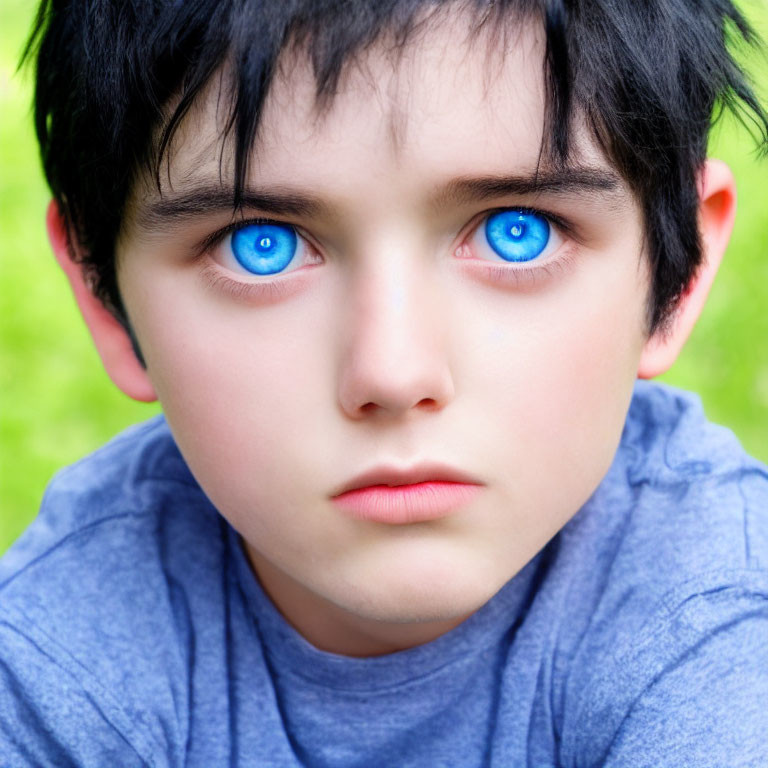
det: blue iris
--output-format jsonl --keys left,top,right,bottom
{"left": 484, "top": 210, "right": 550, "bottom": 262}
{"left": 230, "top": 223, "right": 297, "bottom": 275}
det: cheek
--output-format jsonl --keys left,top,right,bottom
{"left": 127, "top": 272, "right": 335, "bottom": 521}
{"left": 460, "top": 252, "right": 648, "bottom": 502}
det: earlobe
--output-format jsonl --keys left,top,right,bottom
{"left": 46, "top": 200, "right": 157, "bottom": 403}
{"left": 637, "top": 158, "right": 736, "bottom": 379}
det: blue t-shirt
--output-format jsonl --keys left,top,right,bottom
{"left": 1, "top": 381, "right": 767, "bottom": 767}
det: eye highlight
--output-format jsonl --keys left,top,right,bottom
{"left": 484, "top": 210, "right": 551, "bottom": 262}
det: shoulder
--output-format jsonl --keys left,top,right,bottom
{"left": 581, "top": 381, "right": 768, "bottom": 630}
{"left": 1, "top": 414, "right": 213, "bottom": 584}
{"left": 623, "top": 379, "right": 764, "bottom": 480}
{"left": 554, "top": 382, "right": 768, "bottom": 765}
{"left": 0, "top": 417, "right": 225, "bottom": 766}
{"left": 560, "top": 381, "right": 768, "bottom": 590}
{"left": 617, "top": 380, "right": 767, "bottom": 572}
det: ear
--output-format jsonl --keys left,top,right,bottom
{"left": 637, "top": 158, "right": 736, "bottom": 379}
{"left": 47, "top": 200, "right": 157, "bottom": 402}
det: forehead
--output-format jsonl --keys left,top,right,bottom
{"left": 261, "top": 14, "right": 546, "bottom": 166}
{"left": 132, "top": 10, "right": 619, "bottom": 221}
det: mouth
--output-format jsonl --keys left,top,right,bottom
{"left": 331, "top": 464, "right": 483, "bottom": 524}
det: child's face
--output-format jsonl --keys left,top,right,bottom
{"left": 118, "top": 16, "right": 650, "bottom": 654}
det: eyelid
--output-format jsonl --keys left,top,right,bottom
{"left": 199, "top": 259, "right": 314, "bottom": 303}
{"left": 454, "top": 205, "right": 580, "bottom": 290}
{"left": 198, "top": 215, "right": 310, "bottom": 257}
{"left": 473, "top": 203, "right": 577, "bottom": 233}
{"left": 197, "top": 205, "right": 577, "bottom": 302}
{"left": 460, "top": 206, "right": 572, "bottom": 265}
{"left": 201, "top": 216, "right": 322, "bottom": 277}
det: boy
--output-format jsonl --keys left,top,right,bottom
{"left": 1, "top": 0, "right": 767, "bottom": 764}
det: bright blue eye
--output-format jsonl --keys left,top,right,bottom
{"left": 230, "top": 223, "right": 298, "bottom": 275}
{"left": 484, "top": 210, "right": 550, "bottom": 263}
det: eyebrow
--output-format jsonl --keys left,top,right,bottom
{"left": 136, "top": 166, "right": 623, "bottom": 231}
{"left": 137, "top": 187, "right": 330, "bottom": 231}
{"left": 432, "top": 167, "right": 623, "bottom": 209}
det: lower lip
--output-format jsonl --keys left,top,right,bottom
{"left": 332, "top": 481, "right": 481, "bottom": 524}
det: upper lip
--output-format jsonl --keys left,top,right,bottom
{"left": 332, "top": 463, "right": 483, "bottom": 497}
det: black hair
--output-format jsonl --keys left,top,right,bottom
{"left": 24, "top": 0, "right": 768, "bottom": 335}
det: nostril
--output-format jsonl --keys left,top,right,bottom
{"left": 357, "top": 397, "right": 439, "bottom": 416}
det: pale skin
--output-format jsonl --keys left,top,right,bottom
{"left": 50, "top": 16, "right": 735, "bottom": 657}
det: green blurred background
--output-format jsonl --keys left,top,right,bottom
{"left": 1, "top": 0, "right": 767, "bottom": 554}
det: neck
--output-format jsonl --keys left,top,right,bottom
{"left": 245, "top": 543, "right": 469, "bottom": 657}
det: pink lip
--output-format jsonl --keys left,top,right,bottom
{"left": 333, "top": 481, "right": 481, "bottom": 524}
{"left": 331, "top": 465, "right": 483, "bottom": 524}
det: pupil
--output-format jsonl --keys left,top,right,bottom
{"left": 259, "top": 236, "right": 272, "bottom": 250}
{"left": 509, "top": 223, "right": 524, "bottom": 238}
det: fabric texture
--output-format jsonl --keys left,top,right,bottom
{"left": 1, "top": 381, "right": 766, "bottom": 767}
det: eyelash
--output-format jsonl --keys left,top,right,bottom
{"left": 198, "top": 207, "right": 577, "bottom": 300}
{"left": 197, "top": 218, "right": 321, "bottom": 302}
{"left": 456, "top": 206, "right": 577, "bottom": 289}
{"left": 468, "top": 252, "right": 577, "bottom": 291}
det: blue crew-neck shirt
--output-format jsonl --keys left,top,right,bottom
{"left": 1, "top": 381, "right": 767, "bottom": 767}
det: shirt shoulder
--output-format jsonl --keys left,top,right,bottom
{"left": 1, "top": 415, "right": 192, "bottom": 579}
{"left": 0, "top": 417, "right": 226, "bottom": 767}
{"left": 619, "top": 380, "right": 768, "bottom": 571}
{"left": 557, "top": 381, "right": 768, "bottom": 593}
{"left": 553, "top": 382, "right": 768, "bottom": 765}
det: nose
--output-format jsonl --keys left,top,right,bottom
{"left": 336, "top": 254, "right": 455, "bottom": 420}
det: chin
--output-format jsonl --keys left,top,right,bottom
{"left": 333, "top": 554, "right": 509, "bottom": 626}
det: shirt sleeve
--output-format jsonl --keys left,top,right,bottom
{"left": 0, "top": 613, "right": 160, "bottom": 768}
{"left": 573, "top": 573, "right": 768, "bottom": 768}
